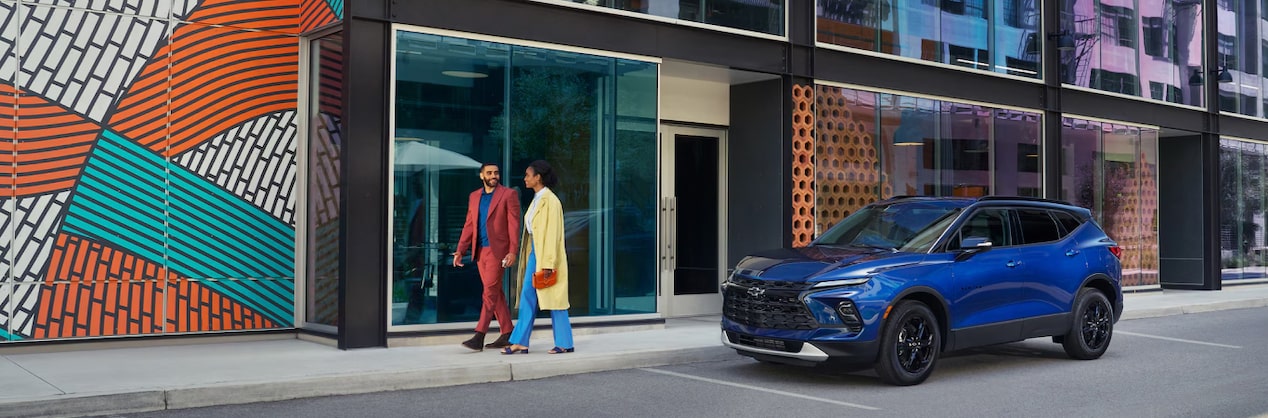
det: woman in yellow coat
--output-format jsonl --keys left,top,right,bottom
{"left": 503, "top": 160, "right": 573, "bottom": 354}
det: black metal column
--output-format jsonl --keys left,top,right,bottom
{"left": 1198, "top": 0, "right": 1223, "bottom": 290}
{"left": 338, "top": 1, "right": 391, "bottom": 348}
{"left": 1040, "top": 0, "right": 1065, "bottom": 199}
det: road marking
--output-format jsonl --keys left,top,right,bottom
{"left": 639, "top": 368, "right": 880, "bottom": 411}
{"left": 1117, "top": 331, "right": 1242, "bottom": 349}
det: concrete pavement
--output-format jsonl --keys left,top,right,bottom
{"left": 3, "top": 283, "right": 1268, "bottom": 418}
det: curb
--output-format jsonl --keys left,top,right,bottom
{"left": 0, "top": 346, "right": 731, "bottom": 418}
{"left": 1120, "top": 298, "right": 1268, "bottom": 320}
{"left": 0, "top": 391, "right": 166, "bottom": 418}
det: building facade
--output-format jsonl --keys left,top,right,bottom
{"left": 0, "top": 0, "right": 1262, "bottom": 348}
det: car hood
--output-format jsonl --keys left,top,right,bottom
{"left": 734, "top": 246, "right": 925, "bottom": 283}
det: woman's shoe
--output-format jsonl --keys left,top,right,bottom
{"left": 547, "top": 347, "right": 574, "bottom": 354}
{"left": 501, "top": 345, "right": 529, "bottom": 355}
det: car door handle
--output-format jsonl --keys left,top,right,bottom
{"left": 1006, "top": 260, "right": 1021, "bottom": 268}
{"left": 1065, "top": 250, "right": 1080, "bottom": 257}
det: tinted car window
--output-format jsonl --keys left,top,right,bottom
{"left": 1017, "top": 208, "right": 1061, "bottom": 244}
{"left": 816, "top": 201, "right": 964, "bottom": 251}
{"left": 948, "top": 208, "right": 1011, "bottom": 250}
{"left": 1051, "top": 210, "right": 1083, "bottom": 234}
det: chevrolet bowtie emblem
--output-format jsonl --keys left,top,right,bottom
{"left": 747, "top": 286, "right": 765, "bottom": 297}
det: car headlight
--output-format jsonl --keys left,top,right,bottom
{"left": 811, "top": 277, "right": 871, "bottom": 288}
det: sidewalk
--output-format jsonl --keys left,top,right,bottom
{"left": 4, "top": 284, "right": 1268, "bottom": 418}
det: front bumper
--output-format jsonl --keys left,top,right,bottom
{"left": 721, "top": 330, "right": 880, "bottom": 366}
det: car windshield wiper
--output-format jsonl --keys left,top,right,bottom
{"left": 848, "top": 243, "right": 898, "bottom": 253}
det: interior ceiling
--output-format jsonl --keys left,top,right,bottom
{"left": 660, "top": 59, "right": 779, "bottom": 85}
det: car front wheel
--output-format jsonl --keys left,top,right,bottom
{"left": 875, "top": 301, "right": 941, "bottom": 386}
{"left": 1061, "top": 288, "right": 1114, "bottom": 360}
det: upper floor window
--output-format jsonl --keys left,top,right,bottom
{"left": 1001, "top": 0, "right": 1033, "bottom": 28}
{"left": 556, "top": 0, "right": 786, "bottom": 36}
{"left": 1099, "top": 5, "right": 1135, "bottom": 49}
{"left": 1141, "top": 16, "right": 1170, "bottom": 60}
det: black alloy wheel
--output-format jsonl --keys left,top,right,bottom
{"left": 1062, "top": 288, "right": 1114, "bottom": 359}
{"left": 875, "top": 301, "right": 941, "bottom": 386}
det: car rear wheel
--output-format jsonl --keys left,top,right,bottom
{"left": 875, "top": 301, "right": 941, "bottom": 386}
{"left": 1061, "top": 288, "right": 1114, "bottom": 360}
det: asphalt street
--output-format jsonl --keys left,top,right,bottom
{"left": 108, "top": 307, "right": 1268, "bottom": 418}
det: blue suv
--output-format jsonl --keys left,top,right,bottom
{"left": 721, "top": 196, "right": 1123, "bottom": 385}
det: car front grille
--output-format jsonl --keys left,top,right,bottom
{"left": 723, "top": 276, "right": 818, "bottom": 330}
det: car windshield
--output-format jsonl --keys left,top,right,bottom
{"left": 814, "top": 201, "right": 965, "bottom": 252}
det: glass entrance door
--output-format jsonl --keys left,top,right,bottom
{"left": 660, "top": 124, "right": 726, "bottom": 317}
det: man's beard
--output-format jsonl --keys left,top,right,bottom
{"left": 484, "top": 178, "right": 499, "bottom": 188}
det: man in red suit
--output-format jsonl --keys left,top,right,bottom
{"left": 452, "top": 162, "right": 522, "bottom": 351}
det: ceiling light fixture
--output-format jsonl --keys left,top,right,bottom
{"left": 441, "top": 70, "right": 488, "bottom": 79}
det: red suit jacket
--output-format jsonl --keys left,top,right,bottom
{"left": 456, "top": 185, "right": 522, "bottom": 262}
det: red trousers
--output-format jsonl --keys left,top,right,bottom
{"left": 475, "top": 247, "right": 514, "bottom": 334}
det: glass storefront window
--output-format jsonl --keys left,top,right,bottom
{"left": 995, "top": 109, "right": 1042, "bottom": 196}
{"left": 1061, "top": 0, "right": 1204, "bottom": 106}
{"left": 391, "top": 30, "right": 658, "bottom": 327}
{"left": 1220, "top": 138, "right": 1268, "bottom": 283}
{"left": 814, "top": 85, "right": 1042, "bottom": 230}
{"left": 306, "top": 32, "right": 342, "bottom": 327}
{"left": 817, "top": 0, "right": 1041, "bottom": 78}
{"left": 1060, "top": 117, "right": 1160, "bottom": 286}
{"left": 550, "top": 0, "right": 785, "bottom": 35}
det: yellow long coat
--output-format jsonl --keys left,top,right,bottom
{"left": 512, "top": 187, "right": 569, "bottom": 310}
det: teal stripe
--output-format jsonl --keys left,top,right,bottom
{"left": 72, "top": 187, "right": 165, "bottom": 237}
{"left": 200, "top": 279, "right": 294, "bottom": 326}
{"left": 168, "top": 169, "right": 294, "bottom": 239}
{"left": 163, "top": 196, "right": 290, "bottom": 277}
{"left": 326, "top": 0, "right": 343, "bottom": 18}
{"left": 95, "top": 133, "right": 170, "bottom": 182}
{"left": 167, "top": 184, "right": 293, "bottom": 257}
{"left": 61, "top": 130, "right": 296, "bottom": 325}
{"left": 63, "top": 133, "right": 168, "bottom": 263}
{"left": 0, "top": 328, "right": 17, "bottom": 341}
{"left": 165, "top": 227, "right": 278, "bottom": 278}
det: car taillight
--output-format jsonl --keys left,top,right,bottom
{"left": 1108, "top": 245, "right": 1123, "bottom": 259}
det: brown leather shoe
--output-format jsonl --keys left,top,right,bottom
{"left": 461, "top": 332, "right": 486, "bottom": 351}
{"left": 484, "top": 332, "right": 513, "bottom": 349}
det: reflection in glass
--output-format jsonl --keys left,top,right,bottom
{"left": 994, "top": 109, "right": 1041, "bottom": 196}
{"left": 391, "top": 31, "right": 658, "bottom": 327}
{"left": 565, "top": 0, "right": 785, "bottom": 35}
{"left": 1061, "top": 0, "right": 1203, "bottom": 106}
{"left": 814, "top": 85, "right": 1041, "bottom": 230}
{"left": 817, "top": 0, "right": 1041, "bottom": 78}
{"left": 306, "top": 33, "right": 342, "bottom": 327}
{"left": 815, "top": 86, "right": 885, "bottom": 233}
{"left": 1220, "top": 139, "right": 1268, "bottom": 283}
{"left": 1060, "top": 118, "right": 1159, "bottom": 286}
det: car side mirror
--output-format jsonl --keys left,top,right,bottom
{"left": 961, "top": 236, "right": 993, "bottom": 249}
{"left": 954, "top": 236, "right": 993, "bottom": 262}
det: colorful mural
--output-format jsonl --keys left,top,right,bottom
{"left": 0, "top": 0, "right": 341, "bottom": 342}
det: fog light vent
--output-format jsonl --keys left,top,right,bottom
{"left": 837, "top": 300, "right": 863, "bottom": 332}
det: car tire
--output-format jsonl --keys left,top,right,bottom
{"left": 1061, "top": 288, "right": 1114, "bottom": 360}
{"left": 874, "top": 301, "right": 941, "bottom": 386}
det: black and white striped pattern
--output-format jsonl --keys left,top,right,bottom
{"left": 0, "top": 191, "right": 72, "bottom": 336}
{"left": 173, "top": 110, "right": 298, "bottom": 225}
{"left": 26, "top": 0, "right": 203, "bottom": 20}
{"left": 0, "top": 3, "right": 19, "bottom": 84}
{"left": 16, "top": 4, "right": 172, "bottom": 122}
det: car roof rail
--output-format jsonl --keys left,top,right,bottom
{"left": 976, "top": 195, "right": 1075, "bottom": 206}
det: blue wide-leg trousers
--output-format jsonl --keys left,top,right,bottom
{"left": 508, "top": 243, "right": 573, "bottom": 349}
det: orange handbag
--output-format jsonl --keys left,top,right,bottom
{"left": 532, "top": 270, "right": 557, "bottom": 289}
